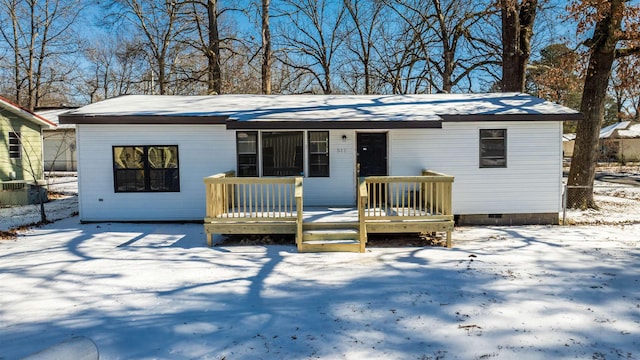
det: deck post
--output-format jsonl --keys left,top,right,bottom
{"left": 295, "top": 177, "right": 303, "bottom": 250}
{"left": 358, "top": 177, "right": 368, "bottom": 252}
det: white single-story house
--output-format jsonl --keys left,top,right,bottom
{"left": 37, "top": 107, "right": 78, "bottom": 172}
{"left": 60, "top": 93, "right": 582, "bottom": 226}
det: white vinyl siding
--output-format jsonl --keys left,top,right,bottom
{"left": 75, "top": 121, "right": 563, "bottom": 220}
{"left": 389, "top": 121, "right": 562, "bottom": 214}
{"left": 76, "top": 124, "right": 235, "bottom": 221}
{"left": 304, "top": 131, "right": 356, "bottom": 206}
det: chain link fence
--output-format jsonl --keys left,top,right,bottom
{"left": 562, "top": 181, "right": 640, "bottom": 225}
{"left": 562, "top": 185, "right": 592, "bottom": 224}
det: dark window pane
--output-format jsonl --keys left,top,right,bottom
{"left": 149, "top": 146, "right": 178, "bottom": 168}
{"left": 9, "top": 132, "right": 21, "bottom": 159}
{"left": 308, "top": 131, "right": 329, "bottom": 177}
{"left": 150, "top": 168, "right": 179, "bottom": 191}
{"left": 263, "top": 132, "right": 303, "bottom": 176}
{"left": 479, "top": 129, "right": 506, "bottom": 168}
{"left": 238, "top": 154, "right": 258, "bottom": 176}
{"left": 237, "top": 132, "right": 257, "bottom": 153}
{"left": 237, "top": 132, "right": 258, "bottom": 177}
{"left": 114, "top": 147, "right": 144, "bottom": 169}
{"left": 115, "top": 169, "right": 145, "bottom": 191}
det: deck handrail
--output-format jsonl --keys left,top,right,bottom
{"left": 361, "top": 170, "right": 454, "bottom": 221}
{"left": 204, "top": 172, "right": 303, "bottom": 222}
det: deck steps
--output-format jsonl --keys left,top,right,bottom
{"left": 298, "top": 223, "right": 364, "bottom": 253}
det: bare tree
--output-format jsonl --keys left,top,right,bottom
{"left": 79, "top": 34, "right": 149, "bottom": 102}
{"left": 385, "top": 0, "right": 499, "bottom": 93}
{"left": 374, "top": 20, "right": 432, "bottom": 94}
{"left": 105, "top": 0, "right": 188, "bottom": 95}
{"left": 0, "top": 0, "right": 84, "bottom": 110}
{"left": 182, "top": 0, "right": 223, "bottom": 94}
{"left": 261, "top": 0, "right": 272, "bottom": 94}
{"left": 342, "top": 0, "right": 385, "bottom": 94}
{"left": 566, "top": 0, "right": 640, "bottom": 209}
{"left": 276, "top": 0, "right": 348, "bottom": 94}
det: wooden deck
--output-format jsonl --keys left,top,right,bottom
{"left": 203, "top": 170, "right": 454, "bottom": 252}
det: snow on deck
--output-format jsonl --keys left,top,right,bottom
{"left": 64, "top": 93, "right": 580, "bottom": 122}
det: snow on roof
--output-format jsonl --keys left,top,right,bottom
{"left": 0, "top": 96, "right": 56, "bottom": 128}
{"left": 616, "top": 122, "right": 640, "bottom": 139}
{"left": 36, "top": 108, "right": 76, "bottom": 129}
{"left": 600, "top": 121, "right": 631, "bottom": 139}
{"left": 562, "top": 122, "right": 637, "bottom": 141}
{"left": 64, "top": 93, "right": 581, "bottom": 123}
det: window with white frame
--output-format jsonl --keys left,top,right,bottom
{"left": 9, "top": 132, "right": 21, "bottom": 159}
{"left": 308, "top": 131, "right": 329, "bottom": 177}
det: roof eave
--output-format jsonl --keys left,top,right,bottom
{"left": 441, "top": 113, "right": 584, "bottom": 122}
{"left": 59, "top": 114, "right": 229, "bottom": 125}
{"left": 0, "top": 97, "right": 57, "bottom": 128}
{"left": 225, "top": 120, "right": 443, "bottom": 130}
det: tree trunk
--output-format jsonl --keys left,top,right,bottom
{"left": 567, "top": 0, "right": 622, "bottom": 209}
{"left": 501, "top": 0, "right": 537, "bottom": 93}
{"left": 38, "top": 183, "right": 48, "bottom": 224}
{"left": 324, "top": 70, "right": 332, "bottom": 94}
{"left": 208, "top": 0, "right": 221, "bottom": 95}
{"left": 261, "top": 0, "right": 271, "bottom": 95}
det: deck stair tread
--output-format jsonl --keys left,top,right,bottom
{"left": 303, "top": 229, "right": 359, "bottom": 235}
{"left": 302, "top": 239, "right": 360, "bottom": 245}
{"left": 302, "top": 227, "right": 360, "bottom": 242}
{"left": 302, "top": 222, "right": 359, "bottom": 230}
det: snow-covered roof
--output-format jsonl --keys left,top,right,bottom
{"left": 600, "top": 121, "right": 631, "bottom": 139}
{"left": 616, "top": 123, "right": 640, "bottom": 139}
{"left": 0, "top": 96, "right": 56, "bottom": 129}
{"left": 563, "top": 121, "right": 640, "bottom": 141}
{"left": 36, "top": 108, "right": 76, "bottom": 130}
{"left": 61, "top": 93, "right": 582, "bottom": 127}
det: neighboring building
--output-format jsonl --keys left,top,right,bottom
{"left": 562, "top": 121, "right": 629, "bottom": 161}
{"left": 563, "top": 121, "right": 636, "bottom": 162}
{"left": 1, "top": 96, "right": 56, "bottom": 205}
{"left": 562, "top": 133, "right": 575, "bottom": 158}
{"left": 37, "top": 107, "right": 78, "bottom": 172}
{"left": 600, "top": 121, "right": 640, "bottom": 163}
{"left": 60, "top": 93, "right": 582, "bottom": 225}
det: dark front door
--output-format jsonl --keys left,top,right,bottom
{"left": 357, "top": 133, "right": 388, "bottom": 177}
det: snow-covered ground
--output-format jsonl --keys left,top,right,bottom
{"left": 1, "top": 174, "right": 639, "bottom": 359}
{"left": 0, "top": 176, "right": 78, "bottom": 232}
{"left": 564, "top": 180, "right": 640, "bottom": 225}
{"left": 0, "top": 219, "right": 639, "bottom": 359}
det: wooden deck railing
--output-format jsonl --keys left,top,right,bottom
{"left": 359, "top": 170, "right": 453, "bottom": 220}
{"left": 203, "top": 171, "right": 303, "bottom": 246}
{"left": 359, "top": 169, "right": 454, "bottom": 247}
{"left": 205, "top": 170, "right": 453, "bottom": 249}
